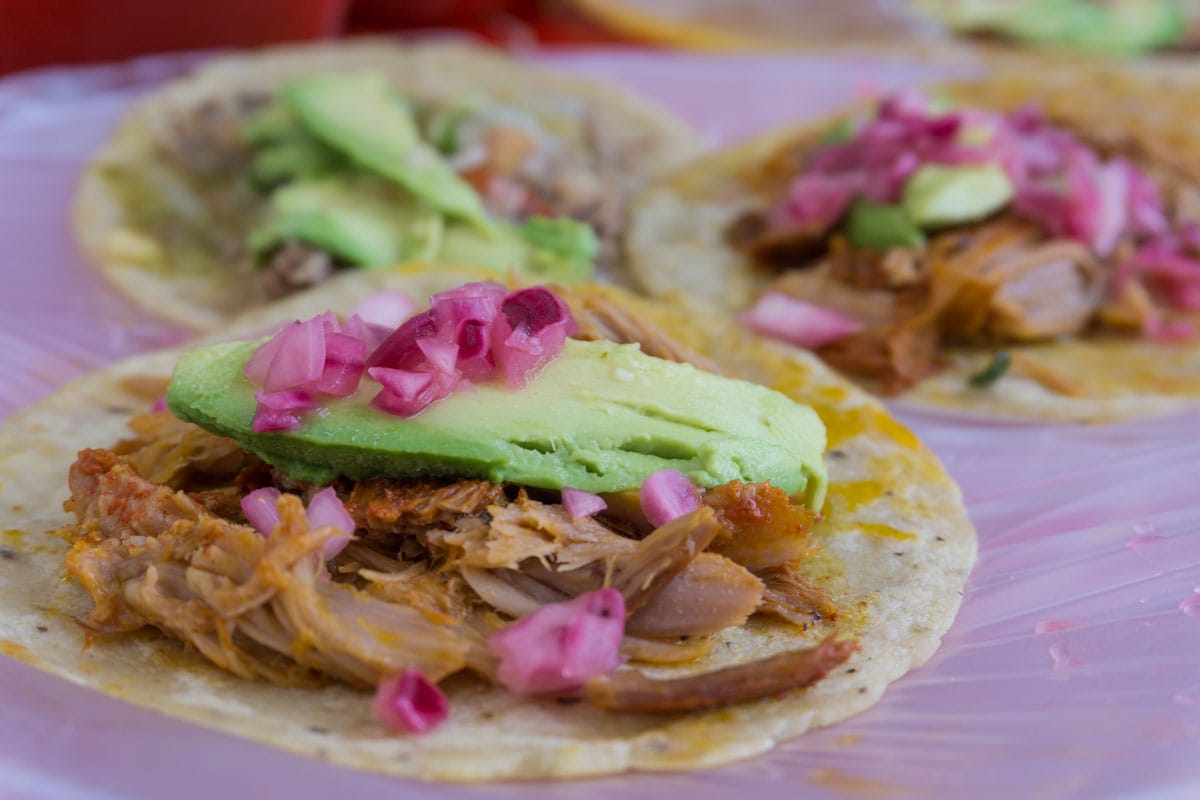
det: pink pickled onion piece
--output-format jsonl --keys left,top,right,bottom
{"left": 640, "top": 469, "right": 701, "bottom": 529}
{"left": 305, "top": 486, "right": 354, "bottom": 560}
{"left": 493, "top": 287, "right": 576, "bottom": 388}
{"left": 1144, "top": 314, "right": 1196, "bottom": 342}
{"left": 452, "top": 318, "right": 496, "bottom": 382}
{"left": 561, "top": 487, "right": 607, "bottom": 521}
{"left": 243, "top": 325, "right": 288, "bottom": 384}
{"left": 1089, "top": 160, "right": 1131, "bottom": 258}
{"left": 316, "top": 332, "right": 367, "bottom": 397}
{"left": 501, "top": 286, "right": 578, "bottom": 338}
{"left": 1123, "top": 246, "right": 1200, "bottom": 311}
{"left": 372, "top": 667, "right": 449, "bottom": 734}
{"left": 739, "top": 291, "right": 862, "bottom": 349}
{"left": 493, "top": 318, "right": 557, "bottom": 389}
{"left": 342, "top": 314, "right": 392, "bottom": 359}
{"left": 263, "top": 318, "right": 327, "bottom": 392}
{"left": 369, "top": 367, "right": 458, "bottom": 417}
{"left": 254, "top": 389, "right": 317, "bottom": 412}
{"left": 316, "top": 311, "right": 341, "bottom": 335}
{"left": 366, "top": 309, "right": 440, "bottom": 370}
{"left": 251, "top": 407, "right": 303, "bottom": 433}
{"left": 151, "top": 394, "right": 168, "bottom": 412}
{"left": 350, "top": 290, "right": 416, "bottom": 329}
{"left": 241, "top": 487, "right": 282, "bottom": 535}
{"left": 417, "top": 338, "right": 460, "bottom": 374}
{"left": 488, "top": 588, "right": 625, "bottom": 695}
{"left": 1127, "top": 164, "right": 1169, "bottom": 237}
{"left": 430, "top": 281, "right": 507, "bottom": 325}
{"left": 768, "top": 172, "right": 857, "bottom": 230}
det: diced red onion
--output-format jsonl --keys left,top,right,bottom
{"left": 768, "top": 172, "right": 857, "bottom": 230}
{"left": 350, "top": 290, "right": 416, "bottom": 329}
{"left": 1144, "top": 314, "right": 1196, "bottom": 342}
{"left": 151, "top": 394, "right": 168, "bottom": 412}
{"left": 488, "top": 588, "right": 625, "bottom": 695}
{"left": 451, "top": 318, "right": 496, "bottom": 382}
{"left": 241, "top": 487, "right": 282, "bottom": 535}
{"left": 250, "top": 407, "right": 303, "bottom": 433}
{"left": 341, "top": 314, "right": 392, "bottom": 358}
{"left": 416, "top": 338, "right": 460, "bottom": 374}
{"left": 492, "top": 287, "right": 576, "bottom": 388}
{"left": 369, "top": 367, "right": 459, "bottom": 418}
{"left": 305, "top": 486, "right": 354, "bottom": 560}
{"left": 739, "top": 291, "right": 862, "bottom": 349}
{"left": 262, "top": 318, "right": 327, "bottom": 392}
{"left": 430, "top": 281, "right": 507, "bottom": 330}
{"left": 640, "top": 469, "right": 701, "bottom": 529}
{"left": 366, "top": 309, "right": 440, "bottom": 371}
{"left": 251, "top": 390, "right": 317, "bottom": 433}
{"left": 315, "top": 332, "right": 367, "bottom": 397}
{"left": 561, "top": 487, "right": 607, "bottom": 521}
{"left": 372, "top": 667, "right": 449, "bottom": 734}
{"left": 254, "top": 389, "right": 318, "bottom": 411}
{"left": 243, "top": 326, "right": 287, "bottom": 384}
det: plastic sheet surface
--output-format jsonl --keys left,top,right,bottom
{"left": 0, "top": 46, "right": 1197, "bottom": 800}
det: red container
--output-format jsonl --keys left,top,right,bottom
{"left": 0, "top": 0, "right": 349, "bottom": 76}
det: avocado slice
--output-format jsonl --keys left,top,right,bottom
{"left": 248, "top": 177, "right": 441, "bottom": 267}
{"left": 928, "top": 0, "right": 1184, "bottom": 55}
{"left": 249, "top": 137, "right": 342, "bottom": 190}
{"left": 168, "top": 338, "right": 828, "bottom": 509}
{"left": 901, "top": 163, "right": 1014, "bottom": 229}
{"left": 845, "top": 200, "right": 926, "bottom": 250}
{"left": 249, "top": 177, "right": 595, "bottom": 282}
{"left": 435, "top": 217, "right": 595, "bottom": 284}
{"left": 283, "top": 73, "right": 491, "bottom": 231}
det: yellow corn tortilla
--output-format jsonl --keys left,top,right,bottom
{"left": 0, "top": 264, "right": 974, "bottom": 781}
{"left": 73, "top": 39, "right": 703, "bottom": 332}
{"left": 627, "top": 66, "right": 1200, "bottom": 422}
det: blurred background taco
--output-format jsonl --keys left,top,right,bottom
{"left": 73, "top": 39, "right": 702, "bottom": 331}
{"left": 628, "top": 66, "right": 1200, "bottom": 421}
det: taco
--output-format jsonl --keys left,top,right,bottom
{"left": 0, "top": 265, "right": 973, "bottom": 781}
{"left": 73, "top": 39, "right": 701, "bottom": 331}
{"left": 628, "top": 68, "right": 1200, "bottom": 421}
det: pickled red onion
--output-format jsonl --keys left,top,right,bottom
{"left": 640, "top": 469, "right": 701, "bottom": 528}
{"left": 372, "top": 667, "right": 449, "bottom": 734}
{"left": 305, "top": 486, "right": 355, "bottom": 560}
{"left": 241, "top": 487, "right": 282, "bottom": 535}
{"left": 349, "top": 290, "right": 416, "bottom": 329}
{"left": 561, "top": 487, "right": 607, "bottom": 521}
{"left": 739, "top": 292, "right": 862, "bottom": 349}
{"left": 488, "top": 588, "right": 625, "bottom": 695}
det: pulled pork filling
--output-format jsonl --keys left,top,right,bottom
{"left": 730, "top": 96, "right": 1200, "bottom": 393}
{"left": 60, "top": 416, "right": 845, "bottom": 711}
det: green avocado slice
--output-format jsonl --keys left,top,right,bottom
{"left": 928, "top": 0, "right": 1184, "bottom": 55}
{"left": 901, "top": 163, "right": 1014, "bottom": 229}
{"left": 248, "top": 177, "right": 441, "bottom": 266}
{"left": 248, "top": 177, "right": 595, "bottom": 282}
{"left": 283, "top": 73, "right": 492, "bottom": 232}
{"left": 845, "top": 200, "right": 926, "bottom": 250}
{"left": 167, "top": 338, "right": 828, "bottom": 509}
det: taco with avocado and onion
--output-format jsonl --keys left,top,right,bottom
{"left": 629, "top": 68, "right": 1200, "bottom": 422}
{"left": 0, "top": 265, "right": 973, "bottom": 781}
{"left": 73, "top": 40, "right": 701, "bottom": 331}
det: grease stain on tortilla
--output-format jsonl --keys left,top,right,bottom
{"left": 0, "top": 638, "right": 37, "bottom": 665}
{"left": 2, "top": 529, "right": 24, "bottom": 545}
{"left": 808, "top": 767, "right": 906, "bottom": 799}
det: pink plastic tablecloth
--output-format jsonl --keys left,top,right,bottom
{"left": 1, "top": 46, "right": 1198, "bottom": 800}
